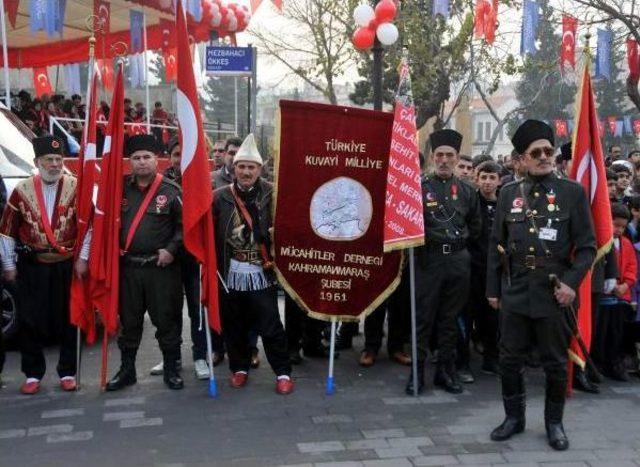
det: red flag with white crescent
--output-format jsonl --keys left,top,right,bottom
{"left": 164, "top": 47, "right": 177, "bottom": 82}
{"left": 33, "top": 67, "right": 52, "bottom": 97}
{"left": 560, "top": 15, "right": 577, "bottom": 72}
{"left": 70, "top": 65, "right": 99, "bottom": 344}
{"left": 568, "top": 62, "right": 613, "bottom": 389}
{"left": 176, "top": 0, "right": 220, "bottom": 332}
{"left": 96, "top": 59, "right": 114, "bottom": 92}
{"left": 89, "top": 64, "right": 125, "bottom": 336}
{"left": 474, "top": 0, "right": 498, "bottom": 44}
{"left": 627, "top": 38, "right": 640, "bottom": 84}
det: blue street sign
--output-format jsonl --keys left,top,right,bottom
{"left": 205, "top": 46, "right": 253, "bottom": 76}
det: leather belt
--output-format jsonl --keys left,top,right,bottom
{"left": 233, "top": 250, "right": 261, "bottom": 263}
{"left": 511, "top": 254, "right": 566, "bottom": 270}
{"left": 424, "top": 242, "right": 466, "bottom": 255}
{"left": 122, "top": 254, "right": 159, "bottom": 266}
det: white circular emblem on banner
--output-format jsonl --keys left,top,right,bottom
{"left": 310, "top": 177, "right": 373, "bottom": 241}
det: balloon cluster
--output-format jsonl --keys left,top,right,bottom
{"left": 201, "top": 0, "right": 252, "bottom": 34}
{"left": 351, "top": 1, "right": 398, "bottom": 51}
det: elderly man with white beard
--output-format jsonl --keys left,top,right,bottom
{"left": 0, "top": 136, "right": 84, "bottom": 395}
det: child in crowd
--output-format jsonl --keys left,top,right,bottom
{"left": 592, "top": 203, "right": 638, "bottom": 381}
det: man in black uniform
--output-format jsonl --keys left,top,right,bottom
{"left": 406, "top": 129, "right": 482, "bottom": 395}
{"left": 102, "top": 134, "right": 184, "bottom": 391}
{"left": 487, "top": 120, "right": 596, "bottom": 451}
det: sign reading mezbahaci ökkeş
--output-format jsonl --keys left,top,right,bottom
{"left": 275, "top": 100, "right": 403, "bottom": 322}
{"left": 205, "top": 46, "right": 253, "bottom": 76}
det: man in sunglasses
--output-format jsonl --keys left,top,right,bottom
{"left": 211, "top": 139, "right": 226, "bottom": 170}
{"left": 211, "top": 137, "right": 242, "bottom": 189}
{"left": 407, "top": 129, "right": 482, "bottom": 395}
{"left": 487, "top": 120, "right": 596, "bottom": 451}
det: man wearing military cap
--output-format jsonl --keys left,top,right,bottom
{"left": 406, "top": 129, "right": 482, "bottom": 395}
{"left": 0, "top": 135, "right": 81, "bottom": 394}
{"left": 213, "top": 134, "right": 293, "bottom": 395}
{"left": 81, "top": 134, "right": 185, "bottom": 391}
{"left": 487, "top": 120, "right": 596, "bottom": 450}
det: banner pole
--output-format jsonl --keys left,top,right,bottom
{"left": 409, "top": 247, "right": 419, "bottom": 397}
{"left": 142, "top": 8, "right": 151, "bottom": 132}
{"left": 100, "top": 327, "right": 108, "bottom": 391}
{"left": 200, "top": 265, "right": 218, "bottom": 398}
{"left": 0, "top": 0, "right": 10, "bottom": 109}
{"left": 326, "top": 317, "right": 337, "bottom": 395}
{"left": 75, "top": 328, "right": 82, "bottom": 390}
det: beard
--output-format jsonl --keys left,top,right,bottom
{"left": 38, "top": 167, "right": 62, "bottom": 184}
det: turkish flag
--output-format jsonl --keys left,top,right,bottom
{"left": 159, "top": 19, "right": 176, "bottom": 51}
{"left": 70, "top": 66, "right": 99, "bottom": 344}
{"left": 474, "top": 0, "right": 498, "bottom": 44}
{"left": 627, "top": 38, "right": 640, "bottom": 84}
{"left": 164, "top": 47, "right": 177, "bottom": 82}
{"left": 554, "top": 119, "right": 568, "bottom": 137}
{"left": 560, "top": 15, "right": 577, "bottom": 71}
{"left": 634, "top": 119, "right": 640, "bottom": 135}
{"left": 33, "top": 67, "right": 52, "bottom": 97}
{"left": 94, "top": 0, "right": 110, "bottom": 34}
{"left": 4, "top": 0, "right": 19, "bottom": 28}
{"left": 568, "top": 62, "right": 613, "bottom": 393}
{"left": 89, "top": 64, "right": 125, "bottom": 338}
{"left": 96, "top": 58, "right": 114, "bottom": 91}
{"left": 176, "top": 0, "right": 220, "bottom": 332}
{"left": 250, "top": 0, "right": 263, "bottom": 13}
{"left": 607, "top": 116, "right": 617, "bottom": 135}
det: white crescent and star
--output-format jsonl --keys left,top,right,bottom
{"left": 37, "top": 73, "right": 48, "bottom": 85}
{"left": 177, "top": 90, "right": 198, "bottom": 173}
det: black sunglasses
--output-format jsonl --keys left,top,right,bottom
{"left": 527, "top": 147, "right": 554, "bottom": 159}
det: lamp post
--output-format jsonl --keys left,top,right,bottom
{"left": 372, "top": 0, "right": 383, "bottom": 111}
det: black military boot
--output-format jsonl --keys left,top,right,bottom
{"left": 405, "top": 362, "right": 425, "bottom": 395}
{"left": 573, "top": 367, "right": 599, "bottom": 394}
{"left": 545, "top": 378, "right": 569, "bottom": 451}
{"left": 433, "top": 361, "right": 463, "bottom": 394}
{"left": 491, "top": 371, "right": 526, "bottom": 441}
{"left": 163, "top": 351, "right": 184, "bottom": 390}
{"left": 106, "top": 349, "right": 137, "bottom": 392}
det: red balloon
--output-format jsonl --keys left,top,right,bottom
{"left": 375, "top": 0, "right": 397, "bottom": 23}
{"left": 352, "top": 27, "right": 375, "bottom": 50}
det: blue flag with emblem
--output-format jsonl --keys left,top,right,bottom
{"left": 433, "top": 0, "right": 449, "bottom": 19}
{"left": 520, "top": 0, "right": 538, "bottom": 56}
{"left": 130, "top": 10, "right": 144, "bottom": 54}
{"left": 596, "top": 29, "right": 612, "bottom": 81}
{"left": 31, "top": 0, "right": 65, "bottom": 37}
{"left": 186, "top": 0, "right": 202, "bottom": 22}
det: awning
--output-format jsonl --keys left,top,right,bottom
{"left": 0, "top": 0, "right": 211, "bottom": 68}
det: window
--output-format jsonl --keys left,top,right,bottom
{"left": 484, "top": 122, "right": 492, "bottom": 142}
{"left": 476, "top": 122, "right": 484, "bottom": 142}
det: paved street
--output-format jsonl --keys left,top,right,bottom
{"left": 2, "top": 299, "right": 640, "bottom": 467}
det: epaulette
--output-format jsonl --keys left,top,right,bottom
{"left": 161, "top": 176, "right": 182, "bottom": 192}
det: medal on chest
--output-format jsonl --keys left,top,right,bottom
{"left": 546, "top": 189, "right": 557, "bottom": 212}
{"left": 155, "top": 194, "right": 167, "bottom": 213}
{"left": 426, "top": 191, "right": 437, "bottom": 207}
{"left": 451, "top": 184, "right": 458, "bottom": 201}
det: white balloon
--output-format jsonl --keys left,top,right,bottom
{"left": 376, "top": 22, "right": 398, "bottom": 46}
{"left": 211, "top": 11, "right": 222, "bottom": 27}
{"left": 353, "top": 4, "right": 375, "bottom": 27}
{"left": 227, "top": 12, "right": 238, "bottom": 31}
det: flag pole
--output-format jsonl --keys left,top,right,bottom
{"left": 200, "top": 265, "right": 218, "bottom": 398}
{"left": 325, "top": 316, "right": 337, "bottom": 395}
{"left": 0, "top": 0, "right": 10, "bottom": 108}
{"left": 409, "top": 248, "right": 419, "bottom": 396}
{"left": 142, "top": 7, "right": 151, "bottom": 132}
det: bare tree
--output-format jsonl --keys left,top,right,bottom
{"left": 570, "top": 0, "right": 640, "bottom": 111}
{"left": 249, "top": 0, "right": 358, "bottom": 104}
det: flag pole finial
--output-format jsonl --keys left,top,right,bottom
{"left": 85, "top": 16, "right": 99, "bottom": 59}
{"left": 583, "top": 31, "right": 592, "bottom": 62}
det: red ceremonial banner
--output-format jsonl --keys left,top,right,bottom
{"left": 560, "top": 15, "right": 577, "bottom": 71}
{"left": 627, "top": 38, "right": 640, "bottom": 84}
{"left": 275, "top": 101, "right": 402, "bottom": 321}
{"left": 383, "top": 55, "right": 424, "bottom": 252}
{"left": 568, "top": 62, "right": 613, "bottom": 392}
{"left": 33, "top": 66, "right": 52, "bottom": 97}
